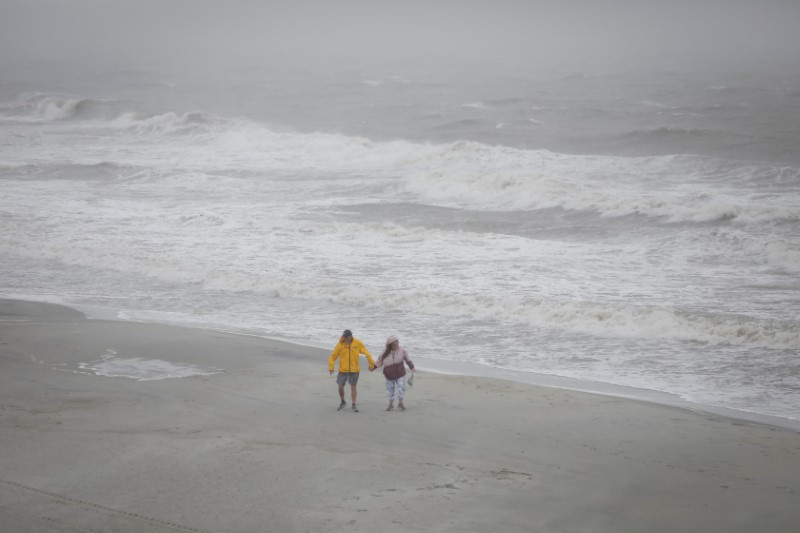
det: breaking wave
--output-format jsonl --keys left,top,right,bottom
{"left": 3, "top": 236, "right": 798, "bottom": 351}
{"left": 3, "top": 93, "right": 799, "bottom": 224}
{"left": 0, "top": 94, "right": 117, "bottom": 121}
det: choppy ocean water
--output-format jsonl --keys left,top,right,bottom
{"left": 1, "top": 65, "right": 798, "bottom": 421}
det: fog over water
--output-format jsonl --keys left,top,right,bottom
{"left": 3, "top": 0, "right": 800, "bottom": 70}
{"left": 2, "top": 1, "right": 799, "bottom": 422}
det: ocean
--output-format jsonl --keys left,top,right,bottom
{"left": 1, "top": 62, "right": 798, "bottom": 422}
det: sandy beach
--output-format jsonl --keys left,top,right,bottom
{"left": 1, "top": 298, "right": 798, "bottom": 532}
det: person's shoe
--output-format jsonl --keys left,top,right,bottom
{"left": 386, "top": 402, "right": 394, "bottom": 411}
{"left": 337, "top": 400, "right": 346, "bottom": 411}
{"left": 352, "top": 404, "right": 359, "bottom": 413}
{"left": 398, "top": 401, "right": 405, "bottom": 411}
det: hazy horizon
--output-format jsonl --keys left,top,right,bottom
{"left": 3, "top": 0, "right": 800, "bottom": 77}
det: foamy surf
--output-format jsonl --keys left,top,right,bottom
{"left": 4, "top": 93, "right": 797, "bottom": 224}
{"left": 78, "top": 350, "right": 221, "bottom": 381}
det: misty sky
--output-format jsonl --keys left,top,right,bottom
{"left": 2, "top": 0, "right": 800, "bottom": 74}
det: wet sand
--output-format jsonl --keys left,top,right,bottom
{"left": 1, "top": 299, "right": 798, "bottom": 532}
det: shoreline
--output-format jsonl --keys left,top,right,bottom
{"left": 2, "top": 297, "right": 799, "bottom": 531}
{"left": 17, "top": 296, "right": 797, "bottom": 432}
{"left": 218, "top": 327, "right": 800, "bottom": 432}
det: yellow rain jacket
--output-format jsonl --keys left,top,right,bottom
{"left": 329, "top": 337, "right": 375, "bottom": 373}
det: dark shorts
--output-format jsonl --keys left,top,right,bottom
{"left": 336, "top": 372, "right": 360, "bottom": 386}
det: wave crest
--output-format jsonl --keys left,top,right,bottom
{"left": 0, "top": 94, "right": 113, "bottom": 121}
{"left": 404, "top": 149, "right": 800, "bottom": 223}
{"left": 3, "top": 236, "right": 798, "bottom": 351}
{"left": 109, "top": 110, "right": 215, "bottom": 135}
{"left": 4, "top": 93, "right": 799, "bottom": 224}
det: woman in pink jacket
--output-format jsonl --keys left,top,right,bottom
{"left": 373, "top": 335, "right": 415, "bottom": 411}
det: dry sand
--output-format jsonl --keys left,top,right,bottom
{"left": 1, "top": 298, "right": 798, "bottom": 532}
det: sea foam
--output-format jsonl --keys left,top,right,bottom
{"left": 79, "top": 350, "right": 220, "bottom": 381}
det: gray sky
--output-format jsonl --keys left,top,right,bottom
{"left": 2, "top": 0, "right": 799, "bottom": 73}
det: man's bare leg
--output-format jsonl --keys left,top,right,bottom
{"left": 350, "top": 384, "right": 358, "bottom": 412}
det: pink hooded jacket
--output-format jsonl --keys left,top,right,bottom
{"left": 376, "top": 343, "right": 414, "bottom": 380}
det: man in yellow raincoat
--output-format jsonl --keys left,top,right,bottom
{"left": 328, "top": 329, "right": 375, "bottom": 412}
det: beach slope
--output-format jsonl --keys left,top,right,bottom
{"left": 1, "top": 299, "right": 798, "bottom": 532}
